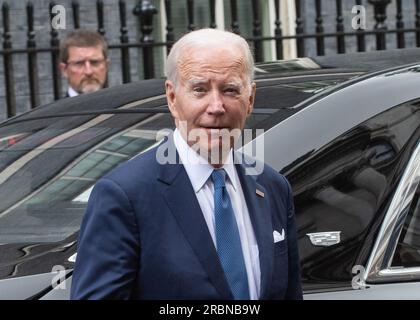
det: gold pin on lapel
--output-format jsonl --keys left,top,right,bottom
{"left": 256, "top": 189, "right": 265, "bottom": 198}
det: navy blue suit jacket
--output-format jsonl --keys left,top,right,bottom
{"left": 71, "top": 138, "right": 302, "bottom": 300}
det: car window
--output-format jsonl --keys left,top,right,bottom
{"left": 0, "top": 109, "right": 276, "bottom": 245}
{"left": 392, "top": 185, "right": 420, "bottom": 268}
{"left": 0, "top": 113, "right": 164, "bottom": 244}
{"left": 285, "top": 98, "right": 420, "bottom": 290}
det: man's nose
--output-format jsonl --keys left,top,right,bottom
{"left": 207, "top": 91, "right": 225, "bottom": 115}
{"left": 83, "top": 61, "right": 94, "bottom": 75}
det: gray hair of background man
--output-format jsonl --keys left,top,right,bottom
{"left": 165, "top": 28, "right": 255, "bottom": 87}
{"left": 59, "top": 29, "right": 108, "bottom": 63}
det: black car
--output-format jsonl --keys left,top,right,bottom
{"left": 0, "top": 49, "right": 420, "bottom": 299}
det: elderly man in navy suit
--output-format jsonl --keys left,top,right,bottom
{"left": 71, "top": 28, "right": 302, "bottom": 300}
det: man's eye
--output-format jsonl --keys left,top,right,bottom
{"left": 193, "top": 87, "right": 206, "bottom": 93}
{"left": 224, "top": 87, "right": 239, "bottom": 94}
{"left": 90, "top": 60, "right": 101, "bottom": 67}
{"left": 74, "top": 61, "right": 85, "bottom": 67}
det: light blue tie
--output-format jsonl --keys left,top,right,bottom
{"left": 212, "top": 169, "right": 250, "bottom": 300}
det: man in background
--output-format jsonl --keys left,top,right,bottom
{"left": 59, "top": 29, "right": 109, "bottom": 97}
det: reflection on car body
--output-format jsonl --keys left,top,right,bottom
{"left": 0, "top": 50, "right": 420, "bottom": 299}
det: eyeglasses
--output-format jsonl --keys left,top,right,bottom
{"left": 66, "top": 58, "right": 106, "bottom": 70}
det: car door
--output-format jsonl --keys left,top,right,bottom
{"left": 247, "top": 65, "right": 420, "bottom": 297}
{"left": 305, "top": 139, "right": 420, "bottom": 299}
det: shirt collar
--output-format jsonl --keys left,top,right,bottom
{"left": 68, "top": 87, "right": 79, "bottom": 97}
{"left": 173, "top": 128, "right": 238, "bottom": 193}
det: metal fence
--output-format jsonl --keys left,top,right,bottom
{"left": 1, "top": 0, "right": 420, "bottom": 119}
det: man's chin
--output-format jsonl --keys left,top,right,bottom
{"left": 191, "top": 140, "right": 232, "bottom": 166}
{"left": 81, "top": 85, "right": 101, "bottom": 94}
{"left": 78, "top": 79, "right": 102, "bottom": 93}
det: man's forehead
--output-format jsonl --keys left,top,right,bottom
{"left": 175, "top": 43, "right": 249, "bottom": 84}
{"left": 179, "top": 43, "right": 245, "bottom": 65}
{"left": 178, "top": 58, "right": 246, "bottom": 81}
{"left": 68, "top": 46, "right": 104, "bottom": 57}
{"left": 186, "top": 77, "right": 243, "bottom": 85}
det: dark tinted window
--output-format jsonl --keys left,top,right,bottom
{"left": 0, "top": 109, "right": 276, "bottom": 245}
{"left": 285, "top": 99, "right": 420, "bottom": 289}
{"left": 0, "top": 113, "right": 164, "bottom": 244}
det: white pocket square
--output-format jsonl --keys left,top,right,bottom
{"left": 273, "top": 229, "right": 285, "bottom": 243}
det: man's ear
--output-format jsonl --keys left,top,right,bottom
{"left": 59, "top": 62, "right": 68, "bottom": 78}
{"left": 165, "top": 80, "right": 179, "bottom": 119}
{"left": 247, "top": 82, "right": 256, "bottom": 116}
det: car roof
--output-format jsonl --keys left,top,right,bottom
{"left": 0, "top": 69, "right": 365, "bottom": 128}
{"left": 248, "top": 63, "right": 420, "bottom": 171}
{"left": 2, "top": 49, "right": 419, "bottom": 130}
{"left": 312, "top": 47, "right": 420, "bottom": 72}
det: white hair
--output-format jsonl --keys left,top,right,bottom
{"left": 165, "top": 28, "right": 255, "bottom": 87}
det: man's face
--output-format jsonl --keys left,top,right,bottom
{"left": 165, "top": 45, "right": 256, "bottom": 166}
{"left": 60, "top": 45, "right": 109, "bottom": 94}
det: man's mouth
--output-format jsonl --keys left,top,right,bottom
{"left": 82, "top": 78, "right": 99, "bottom": 84}
{"left": 201, "top": 126, "right": 229, "bottom": 130}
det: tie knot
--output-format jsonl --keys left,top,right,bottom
{"left": 212, "top": 169, "right": 226, "bottom": 189}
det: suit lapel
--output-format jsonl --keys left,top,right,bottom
{"left": 235, "top": 161, "right": 274, "bottom": 300}
{"left": 157, "top": 147, "right": 233, "bottom": 299}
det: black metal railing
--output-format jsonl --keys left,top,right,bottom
{"left": 0, "top": 0, "right": 420, "bottom": 119}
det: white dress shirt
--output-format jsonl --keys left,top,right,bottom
{"left": 173, "top": 129, "right": 261, "bottom": 299}
{"left": 67, "top": 87, "right": 79, "bottom": 97}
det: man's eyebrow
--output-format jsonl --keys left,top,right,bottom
{"left": 186, "top": 79, "right": 243, "bottom": 88}
{"left": 224, "top": 82, "right": 241, "bottom": 87}
{"left": 187, "top": 79, "right": 208, "bottom": 86}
